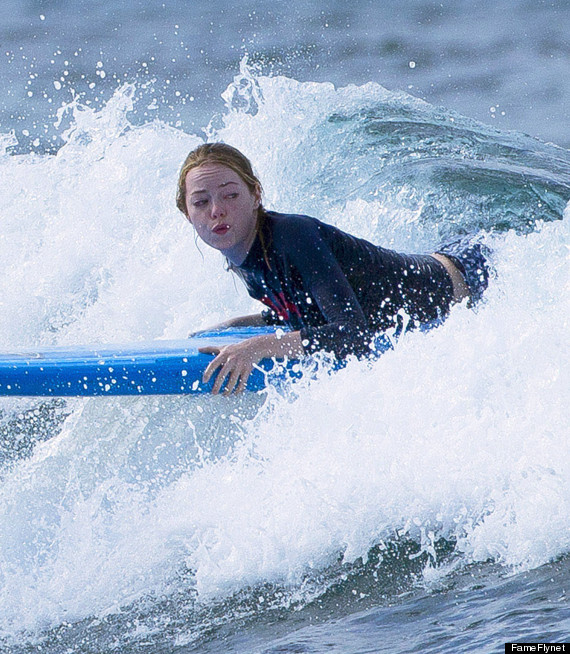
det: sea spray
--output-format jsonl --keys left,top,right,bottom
{"left": 0, "top": 70, "right": 568, "bottom": 644}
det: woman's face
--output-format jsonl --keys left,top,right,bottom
{"left": 184, "top": 163, "right": 260, "bottom": 265}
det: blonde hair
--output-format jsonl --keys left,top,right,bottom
{"left": 176, "top": 142, "right": 264, "bottom": 217}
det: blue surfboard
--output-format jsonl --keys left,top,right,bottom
{"left": 0, "top": 327, "right": 303, "bottom": 397}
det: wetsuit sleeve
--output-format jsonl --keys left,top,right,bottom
{"left": 261, "top": 308, "right": 281, "bottom": 326}
{"left": 286, "top": 221, "right": 372, "bottom": 358}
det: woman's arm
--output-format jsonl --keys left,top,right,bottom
{"left": 199, "top": 330, "right": 304, "bottom": 395}
{"left": 189, "top": 313, "right": 266, "bottom": 336}
{"left": 207, "top": 313, "right": 267, "bottom": 329}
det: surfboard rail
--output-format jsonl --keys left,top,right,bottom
{"left": 0, "top": 328, "right": 302, "bottom": 397}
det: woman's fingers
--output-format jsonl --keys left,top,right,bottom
{"left": 225, "top": 361, "right": 254, "bottom": 395}
{"left": 213, "top": 360, "right": 252, "bottom": 395}
{"left": 212, "top": 358, "right": 235, "bottom": 394}
{"left": 221, "top": 365, "right": 246, "bottom": 395}
{"left": 199, "top": 344, "right": 254, "bottom": 394}
{"left": 235, "top": 367, "right": 251, "bottom": 394}
{"left": 199, "top": 345, "right": 221, "bottom": 356}
{"left": 199, "top": 346, "right": 224, "bottom": 383}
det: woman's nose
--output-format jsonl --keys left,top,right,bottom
{"left": 211, "top": 200, "right": 225, "bottom": 219}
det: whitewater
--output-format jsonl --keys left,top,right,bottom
{"left": 0, "top": 62, "right": 569, "bottom": 653}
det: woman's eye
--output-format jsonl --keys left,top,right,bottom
{"left": 226, "top": 192, "right": 239, "bottom": 199}
{"left": 193, "top": 199, "right": 208, "bottom": 207}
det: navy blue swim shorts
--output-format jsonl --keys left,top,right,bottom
{"left": 437, "top": 237, "right": 491, "bottom": 305}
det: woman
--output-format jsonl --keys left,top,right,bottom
{"left": 176, "top": 143, "right": 489, "bottom": 394}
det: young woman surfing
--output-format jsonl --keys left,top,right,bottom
{"left": 176, "top": 143, "right": 489, "bottom": 395}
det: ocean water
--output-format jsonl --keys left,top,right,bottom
{"left": 0, "top": 1, "right": 569, "bottom": 653}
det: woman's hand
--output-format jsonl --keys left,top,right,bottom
{"left": 199, "top": 340, "right": 264, "bottom": 395}
{"left": 199, "top": 332, "right": 304, "bottom": 395}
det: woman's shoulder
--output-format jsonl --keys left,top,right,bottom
{"left": 264, "top": 210, "right": 324, "bottom": 242}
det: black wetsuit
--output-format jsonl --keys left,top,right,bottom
{"left": 233, "top": 211, "right": 455, "bottom": 358}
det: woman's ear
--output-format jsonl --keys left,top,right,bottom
{"left": 254, "top": 184, "right": 262, "bottom": 207}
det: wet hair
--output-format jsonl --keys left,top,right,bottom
{"left": 176, "top": 142, "right": 264, "bottom": 218}
{"left": 176, "top": 142, "right": 271, "bottom": 266}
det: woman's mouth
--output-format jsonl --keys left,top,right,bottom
{"left": 212, "top": 224, "right": 230, "bottom": 235}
